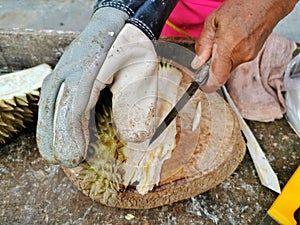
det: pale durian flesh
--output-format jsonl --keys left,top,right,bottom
{"left": 0, "top": 64, "right": 52, "bottom": 144}
{"left": 120, "top": 62, "right": 182, "bottom": 194}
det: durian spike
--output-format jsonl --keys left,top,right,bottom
{"left": 3, "top": 99, "right": 16, "bottom": 107}
{"left": 0, "top": 100, "right": 14, "bottom": 111}
{"left": 1, "top": 112, "right": 15, "bottom": 121}
{"left": 0, "top": 120, "right": 7, "bottom": 127}
{"left": 14, "top": 107, "right": 25, "bottom": 113}
{"left": 27, "top": 93, "right": 39, "bottom": 102}
{"left": 0, "top": 129, "right": 10, "bottom": 138}
{"left": 13, "top": 112, "right": 25, "bottom": 119}
{"left": 15, "top": 96, "right": 29, "bottom": 106}
{"left": 23, "top": 107, "right": 33, "bottom": 114}
{"left": 5, "top": 124, "right": 18, "bottom": 133}
{"left": 24, "top": 117, "right": 33, "bottom": 123}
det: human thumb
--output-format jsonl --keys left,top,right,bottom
{"left": 200, "top": 45, "right": 233, "bottom": 93}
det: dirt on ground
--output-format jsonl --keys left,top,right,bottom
{"left": 0, "top": 115, "right": 299, "bottom": 224}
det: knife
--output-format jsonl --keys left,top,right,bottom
{"left": 222, "top": 86, "right": 281, "bottom": 193}
{"left": 149, "top": 41, "right": 211, "bottom": 145}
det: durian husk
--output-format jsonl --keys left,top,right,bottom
{"left": 68, "top": 87, "right": 127, "bottom": 204}
{"left": 0, "top": 64, "right": 52, "bottom": 144}
{"left": 62, "top": 61, "right": 246, "bottom": 209}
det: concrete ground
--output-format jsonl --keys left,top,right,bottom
{"left": 0, "top": 1, "right": 300, "bottom": 224}
{"left": 0, "top": 0, "right": 94, "bottom": 32}
{"left": 0, "top": 0, "right": 299, "bottom": 42}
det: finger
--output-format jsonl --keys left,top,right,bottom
{"left": 54, "top": 8, "right": 131, "bottom": 167}
{"left": 105, "top": 24, "right": 158, "bottom": 143}
{"left": 200, "top": 42, "right": 233, "bottom": 93}
{"left": 37, "top": 8, "right": 128, "bottom": 167}
{"left": 36, "top": 60, "right": 87, "bottom": 164}
{"left": 51, "top": 48, "right": 114, "bottom": 167}
{"left": 36, "top": 69, "right": 68, "bottom": 164}
{"left": 192, "top": 16, "right": 216, "bottom": 69}
{"left": 200, "top": 70, "right": 221, "bottom": 93}
{"left": 52, "top": 78, "right": 94, "bottom": 167}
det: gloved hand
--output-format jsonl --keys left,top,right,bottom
{"left": 37, "top": 0, "right": 178, "bottom": 168}
{"left": 99, "top": 0, "right": 179, "bottom": 143}
{"left": 37, "top": 0, "right": 147, "bottom": 167}
{"left": 191, "top": 0, "right": 298, "bottom": 93}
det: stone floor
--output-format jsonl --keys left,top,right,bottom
{"left": 0, "top": 1, "right": 300, "bottom": 224}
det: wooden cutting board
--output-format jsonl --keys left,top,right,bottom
{"left": 63, "top": 65, "right": 246, "bottom": 209}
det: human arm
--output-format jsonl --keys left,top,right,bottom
{"left": 192, "top": 0, "right": 298, "bottom": 93}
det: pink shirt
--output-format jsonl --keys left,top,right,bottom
{"left": 161, "top": 0, "right": 224, "bottom": 38}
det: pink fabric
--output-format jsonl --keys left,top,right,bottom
{"left": 161, "top": 0, "right": 224, "bottom": 38}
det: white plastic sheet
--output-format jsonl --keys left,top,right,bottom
{"left": 283, "top": 53, "right": 300, "bottom": 136}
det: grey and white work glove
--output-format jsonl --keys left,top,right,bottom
{"left": 37, "top": 0, "right": 147, "bottom": 167}
{"left": 37, "top": 0, "right": 179, "bottom": 168}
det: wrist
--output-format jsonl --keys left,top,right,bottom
{"left": 93, "top": 0, "right": 146, "bottom": 17}
{"left": 127, "top": 0, "right": 179, "bottom": 40}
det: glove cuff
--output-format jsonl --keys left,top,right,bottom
{"left": 94, "top": 0, "right": 146, "bottom": 17}
{"left": 127, "top": 0, "right": 179, "bottom": 40}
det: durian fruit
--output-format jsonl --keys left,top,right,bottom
{"left": 0, "top": 64, "right": 52, "bottom": 143}
{"left": 69, "top": 62, "right": 183, "bottom": 201}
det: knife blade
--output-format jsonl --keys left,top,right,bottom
{"left": 149, "top": 56, "right": 211, "bottom": 145}
{"left": 222, "top": 86, "right": 281, "bottom": 194}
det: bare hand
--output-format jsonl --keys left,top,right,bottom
{"left": 192, "top": 0, "right": 298, "bottom": 93}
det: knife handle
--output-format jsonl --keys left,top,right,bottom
{"left": 193, "top": 57, "right": 212, "bottom": 86}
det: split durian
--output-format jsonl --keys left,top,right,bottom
{"left": 74, "top": 62, "right": 186, "bottom": 200}
{"left": 0, "top": 64, "right": 52, "bottom": 143}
